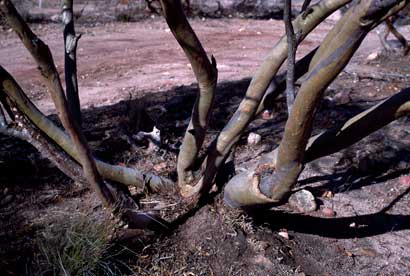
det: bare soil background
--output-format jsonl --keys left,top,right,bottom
{"left": 1, "top": 16, "right": 410, "bottom": 275}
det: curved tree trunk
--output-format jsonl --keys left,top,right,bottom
{"left": 0, "top": 65, "right": 174, "bottom": 193}
{"left": 159, "top": 0, "right": 218, "bottom": 193}
{"left": 304, "top": 87, "right": 410, "bottom": 163}
{"left": 225, "top": 86, "right": 410, "bottom": 208}
{"left": 0, "top": 0, "right": 116, "bottom": 207}
{"left": 186, "top": 0, "right": 353, "bottom": 199}
{"left": 224, "top": 0, "right": 410, "bottom": 208}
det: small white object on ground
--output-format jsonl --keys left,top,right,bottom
{"left": 247, "top": 132, "right": 261, "bottom": 146}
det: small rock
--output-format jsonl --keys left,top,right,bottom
{"left": 366, "top": 51, "right": 379, "bottom": 61}
{"left": 247, "top": 132, "right": 261, "bottom": 146}
{"left": 399, "top": 175, "right": 410, "bottom": 187}
{"left": 288, "top": 189, "right": 317, "bottom": 213}
{"left": 262, "top": 110, "right": 272, "bottom": 120}
{"left": 278, "top": 231, "right": 289, "bottom": 240}
{"left": 322, "top": 207, "right": 336, "bottom": 217}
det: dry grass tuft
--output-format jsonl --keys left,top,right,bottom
{"left": 31, "top": 213, "right": 136, "bottom": 276}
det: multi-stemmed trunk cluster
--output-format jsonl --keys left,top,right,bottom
{"left": 0, "top": 0, "right": 409, "bottom": 229}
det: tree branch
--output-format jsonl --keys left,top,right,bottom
{"left": 0, "top": 95, "right": 170, "bottom": 230}
{"left": 284, "top": 0, "right": 297, "bottom": 113}
{"left": 0, "top": 63, "right": 173, "bottom": 229}
{"left": 0, "top": 105, "right": 86, "bottom": 184}
{"left": 223, "top": 0, "right": 410, "bottom": 208}
{"left": 186, "top": 0, "right": 353, "bottom": 199}
{"left": 272, "top": 0, "right": 410, "bottom": 201}
{"left": 0, "top": 0, "right": 115, "bottom": 207}
{"left": 301, "top": 0, "right": 312, "bottom": 13}
{"left": 159, "top": 0, "right": 218, "bottom": 192}
{"left": 385, "top": 17, "right": 410, "bottom": 55}
{"left": 224, "top": 86, "right": 410, "bottom": 208}
{"left": 0, "top": 101, "right": 6, "bottom": 128}
{"left": 304, "top": 87, "right": 410, "bottom": 163}
{"left": 256, "top": 46, "right": 318, "bottom": 115}
{"left": 0, "top": 65, "right": 174, "bottom": 194}
{"left": 62, "top": 0, "right": 82, "bottom": 125}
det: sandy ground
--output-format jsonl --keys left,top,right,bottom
{"left": 1, "top": 16, "right": 410, "bottom": 276}
{"left": 2, "top": 17, "right": 339, "bottom": 114}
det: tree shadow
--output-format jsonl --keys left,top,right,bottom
{"left": 250, "top": 186, "right": 410, "bottom": 239}
{"left": 1, "top": 73, "right": 409, "bottom": 239}
{"left": 298, "top": 140, "right": 410, "bottom": 196}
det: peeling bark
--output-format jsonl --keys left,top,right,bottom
{"left": 223, "top": 0, "right": 410, "bottom": 208}
{"left": 0, "top": 65, "right": 173, "bottom": 193}
{"left": 159, "top": 0, "right": 218, "bottom": 192}
{"left": 187, "top": 0, "right": 353, "bottom": 198}
{"left": 225, "top": 86, "right": 410, "bottom": 207}
{"left": 284, "top": 0, "right": 297, "bottom": 114}
{"left": 0, "top": 67, "right": 172, "bottom": 229}
{"left": 0, "top": 105, "right": 86, "bottom": 185}
{"left": 0, "top": 0, "right": 116, "bottom": 207}
{"left": 62, "top": 0, "right": 82, "bottom": 125}
{"left": 272, "top": 0, "right": 410, "bottom": 201}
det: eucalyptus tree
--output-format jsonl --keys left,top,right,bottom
{"left": 0, "top": 0, "right": 409, "bottom": 230}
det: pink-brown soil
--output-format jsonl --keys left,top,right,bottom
{"left": 1, "top": 17, "right": 410, "bottom": 276}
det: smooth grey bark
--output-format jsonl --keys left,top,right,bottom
{"left": 185, "top": 0, "right": 353, "bottom": 199}
{"left": 256, "top": 47, "right": 318, "bottom": 115}
{"left": 223, "top": 0, "right": 410, "bottom": 208}
{"left": 159, "top": 0, "right": 218, "bottom": 193}
{"left": 224, "top": 86, "right": 410, "bottom": 208}
{"left": 304, "top": 87, "right": 410, "bottom": 163}
{"left": 0, "top": 0, "right": 116, "bottom": 207}
{"left": 272, "top": 0, "right": 410, "bottom": 201}
{"left": 0, "top": 65, "right": 174, "bottom": 193}
{"left": 284, "top": 0, "right": 297, "bottom": 113}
